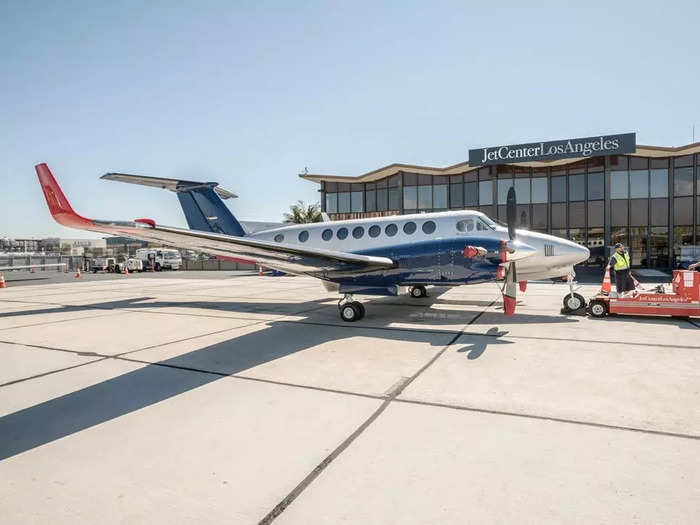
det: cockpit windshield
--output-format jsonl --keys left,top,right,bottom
{"left": 478, "top": 215, "right": 497, "bottom": 230}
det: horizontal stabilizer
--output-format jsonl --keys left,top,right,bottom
{"left": 101, "top": 173, "right": 237, "bottom": 199}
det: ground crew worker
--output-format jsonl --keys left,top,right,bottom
{"left": 689, "top": 261, "right": 699, "bottom": 271}
{"left": 607, "top": 243, "right": 636, "bottom": 296}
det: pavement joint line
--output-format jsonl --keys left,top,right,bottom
{"left": 0, "top": 311, "right": 128, "bottom": 332}
{"left": 393, "top": 397, "right": 700, "bottom": 441}
{"left": 257, "top": 299, "right": 496, "bottom": 525}
{"left": 0, "top": 358, "right": 109, "bottom": 388}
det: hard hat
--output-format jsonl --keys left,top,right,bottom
{"left": 614, "top": 243, "right": 623, "bottom": 248}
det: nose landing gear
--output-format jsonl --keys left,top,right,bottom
{"left": 562, "top": 272, "right": 587, "bottom": 313}
{"left": 338, "top": 294, "right": 365, "bottom": 322}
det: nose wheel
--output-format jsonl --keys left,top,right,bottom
{"left": 562, "top": 272, "right": 586, "bottom": 313}
{"left": 409, "top": 285, "right": 428, "bottom": 298}
{"left": 338, "top": 294, "right": 365, "bottom": 322}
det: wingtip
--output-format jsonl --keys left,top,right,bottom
{"left": 34, "top": 163, "right": 94, "bottom": 228}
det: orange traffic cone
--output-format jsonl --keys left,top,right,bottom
{"left": 601, "top": 266, "right": 612, "bottom": 294}
{"left": 0, "top": 274, "right": 6, "bottom": 289}
{"left": 124, "top": 265, "right": 129, "bottom": 275}
{"left": 258, "top": 265, "right": 263, "bottom": 276}
{"left": 75, "top": 268, "right": 81, "bottom": 278}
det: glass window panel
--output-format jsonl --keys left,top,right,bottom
{"left": 388, "top": 188, "right": 400, "bottom": 210}
{"left": 650, "top": 169, "right": 668, "bottom": 197}
{"left": 531, "top": 178, "right": 547, "bottom": 203}
{"left": 611, "top": 199, "right": 628, "bottom": 226}
{"left": 587, "top": 157, "right": 605, "bottom": 171}
{"left": 450, "top": 183, "right": 463, "bottom": 208}
{"left": 568, "top": 229, "right": 585, "bottom": 248}
{"left": 610, "top": 171, "right": 629, "bottom": 199}
{"left": 365, "top": 190, "right": 376, "bottom": 212}
{"left": 478, "top": 167, "right": 492, "bottom": 180}
{"left": 650, "top": 158, "right": 669, "bottom": 169}
{"left": 609, "top": 156, "right": 629, "bottom": 170}
{"left": 674, "top": 155, "right": 693, "bottom": 168}
{"left": 388, "top": 175, "right": 400, "bottom": 187}
{"left": 551, "top": 176, "right": 566, "bottom": 202}
{"left": 325, "top": 193, "right": 337, "bottom": 213}
{"left": 532, "top": 204, "right": 547, "bottom": 229}
{"left": 351, "top": 191, "right": 363, "bottom": 212}
{"left": 418, "top": 175, "right": 432, "bottom": 186}
{"left": 516, "top": 204, "right": 530, "bottom": 229}
{"left": 376, "top": 178, "right": 387, "bottom": 188}
{"left": 497, "top": 179, "right": 513, "bottom": 204}
{"left": 433, "top": 185, "right": 447, "bottom": 209}
{"left": 588, "top": 201, "right": 604, "bottom": 228}
{"left": 376, "top": 188, "right": 388, "bottom": 211}
{"left": 586, "top": 228, "right": 606, "bottom": 267}
{"left": 551, "top": 203, "right": 566, "bottom": 228}
{"left": 650, "top": 227, "right": 669, "bottom": 268}
{"left": 338, "top": 183, "right": 350, "bottom": 192}
{"left": 611, "top": 227, "right": 628, "bottom": 249}
{"left": 674, "top": 167, "right": 693, "bottom": 196}
{"left": 674, "top": 196, "right": 693, "bottom": 225}
{"left": 403, "top": 173, "right": 417, "bottom": 186}
{"left": 434, "top": 175, "right": 448, "bottom": 184}
{"left": 568, "top": 161, "right": 586, "bottom": 174}
{"left": 325, "top": 182, "right": 337, "bottom": 192}
{"left": 418, "top": 186, "right": 432, "bottom": 209}
{"left": 568, "top": 174, "right": 585, "bottom": 201}
{"left": 551, "top": 229, "right": 567, "bottom": 239}
{"left": 479, "top": 180, "right": 493, "bottom": 205}
{"left": 673, "top": 226, "right": 694, "bottom": 267}
{"left": 403, "top": 186, "right": 417, "bottom": 210}
{"left": 497, "top": 205, "right": 507, "bottom": 222}
{"left": 587, "top": 172, "right": 604, "bottom": 200}
{"left": 629, "top": 227, "right": 648, "bottom": 267}
{"left": 514, "top": 179, "right": 530, "bottom": 204}
{"left": 629, "top": 157, "right": 648, "bottom": 170}
{"left": 569, "top": 202, "right": 585, "bottom": 228}
{"left": 465, "top": 182, "right": 478, "bottom": 206}
{"left": 650, "top": 198, "right": 668, "bottom": 226}
{"left": 630, "top": 198, "right": 648, "bottom": 226}
{"left": 338, "top": 192, "right": 350, "bottom": 213}
{"left": 630, "top": 170, "right": 649, "bottom": 198}
{"left": 464, "top": 172, "right": 477, "bottom": 183}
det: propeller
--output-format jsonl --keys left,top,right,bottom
{"left": 503, "top": 186, "right": 517, "bottom": 315}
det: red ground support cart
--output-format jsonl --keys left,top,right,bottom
{"left": 588, "top": 270, "right": 700, "bottom": 318}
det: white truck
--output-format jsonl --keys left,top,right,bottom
{"left": 135, "top": 248, "right": 182, "bottom": 271}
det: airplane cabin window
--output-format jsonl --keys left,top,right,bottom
{"left": 321, "top": 229, "right": 333, "bottom": 241}
{"left": 422, "top": 221, "right": 436, "bottom": 234}
{"left": 476, "top": 221, "right": 487, "bottom": 231}
{"left": 385, "top": 224, "right": 398, "bottom": 236}
{"left": 337, "top": 227, "right": 348, "bottom": 240}
{"left": 456, "top": 219, "right": 474, "bottom": 232}
{"left": 352, "top": 226, "right": 364, "bottom": 239}
{"left": 298, "top": 230, "right": 309, "bottom": 242}
{"left": 368, "top": 225, "right": 381, "bottom": 237}
{"left": 274, "top": 234, "right": 284, "bottom": 243}
{"left": 403, "top": 221, "right": 417, "bottom": 234}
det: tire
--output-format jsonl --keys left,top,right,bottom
{"left": 588, "top": 300, "right": 608, "bottom": 318}
{"left": 353, "top": 302, "right": 365, "bottom": 320}
{"left": 340, "top": 303, "right": 360, "bottom": 322}
{"left": 563, "top": 292, "right": 586, "bottom": 312}
{"left": 410, "top": 285, "right": 427, "bottom": 298}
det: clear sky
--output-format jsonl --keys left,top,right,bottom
{"left": 2, "top": 0, "right": 699, "bottom": 238}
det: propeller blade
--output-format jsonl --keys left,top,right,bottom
{"left": 503, "top": 262, "right": 517, "bottom": 316}
{"left": 506, "top": 186, "right": 516, "bottom": 240}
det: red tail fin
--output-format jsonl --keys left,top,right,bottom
{"left": 35, "top": 163, "right": 93, "bottom": 228}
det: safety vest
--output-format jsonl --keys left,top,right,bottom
{"left": 612, "top": 251, "right": 630, "bottom": 271}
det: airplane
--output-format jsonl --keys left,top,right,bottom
{"left": 35, "top": 163, "right": 590, "bottom": 321}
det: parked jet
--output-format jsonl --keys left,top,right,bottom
{"left": 35, "top": 163, "right": 589, "bottom": 320}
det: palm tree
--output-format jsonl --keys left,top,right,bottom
{"left": 284, "top": 200, "right": 322, "bottom": 223}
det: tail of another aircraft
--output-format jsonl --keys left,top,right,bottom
{"left": 101, "top": 173, "right": 246, "bottom": 236}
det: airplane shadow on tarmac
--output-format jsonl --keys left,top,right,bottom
{"left": 0, "top": 295, "right": 571, "bottom": 461}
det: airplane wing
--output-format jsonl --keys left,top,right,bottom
{"left": 35, "top": 164, "right": 394, "bottom": 276}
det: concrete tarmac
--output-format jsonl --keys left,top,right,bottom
{"left": 0, "top": 272, "right": 698, "bottom": 524}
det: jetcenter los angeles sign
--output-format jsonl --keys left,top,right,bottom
{"left": 468, "top": 133, "right": 636, "bottom": 167}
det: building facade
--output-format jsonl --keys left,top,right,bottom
{"left": 301, "top": 142, "right": 700, "bottom": 268}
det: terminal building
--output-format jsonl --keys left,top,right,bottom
{"left": 301, "top": 139, "right": 700, "bottom": 269}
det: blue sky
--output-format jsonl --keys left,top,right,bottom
{"left": 2, "top": 0, "right": 699, "bottom": 238}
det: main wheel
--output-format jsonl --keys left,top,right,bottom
{"left": 588, "top": 299, "right": 608, "bottom": 318}
{"left": 340, "top": 302, "right": 361, "bottom": 322}
{"left": 562, "top": 292, "right": 586, "bottom": 312}
{"left": 410, "top": 285, "right": 427, "bottom": 298}
{"left": 353, "top": 302, "right": 365, "bottom": 320}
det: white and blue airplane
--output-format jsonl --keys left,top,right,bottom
{"left": 36, "top": 163, "right": 590, "bottom": 321}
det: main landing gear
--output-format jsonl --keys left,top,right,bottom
{"left": 338, "top": 294, "right": 365, "bottom": 322}
{"left": 409, "top": 285, "right": 428, "bottom": 298}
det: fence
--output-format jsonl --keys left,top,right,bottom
{"left": 180, "top": 259, "right": 256, "bottom": 271}
{"left": 0, "top": 255, "right": 85, "bottom": 271}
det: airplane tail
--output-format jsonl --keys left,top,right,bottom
{"left": 101, "top": 173, "right": 246, "bottom": 236}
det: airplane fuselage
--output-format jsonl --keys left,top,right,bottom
{"left": 248, "top": 210, "right": 590, "bottom": 289}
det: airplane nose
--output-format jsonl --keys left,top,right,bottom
{"left": 556, "top": 239, "right": 590, "bottom": 265}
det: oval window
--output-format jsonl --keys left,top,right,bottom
{"left": 274, "top": 234, "right": 284, "bottom": 243}
{"left": 403, "top": 221, "right": 417, "bottom": 234}
{"left": 322, "top": 229, "right": 333, "bottom": 241}
{"left": 422, "top": 221, "right": 436, "bottom": 234}
{"left": 337, "top": 227, "right": 348, "bottom": 240}
{"left": 385, "top": 224, "right": 398, "bottom": 237}
{"left": 352, "top": 226, "right": 364, "bottom": 239}
{"left": 298, "top": 230, "right": 309, "bottom": 242}
{"left": 368, "top": 225, "right": 380, "bottom": 238}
